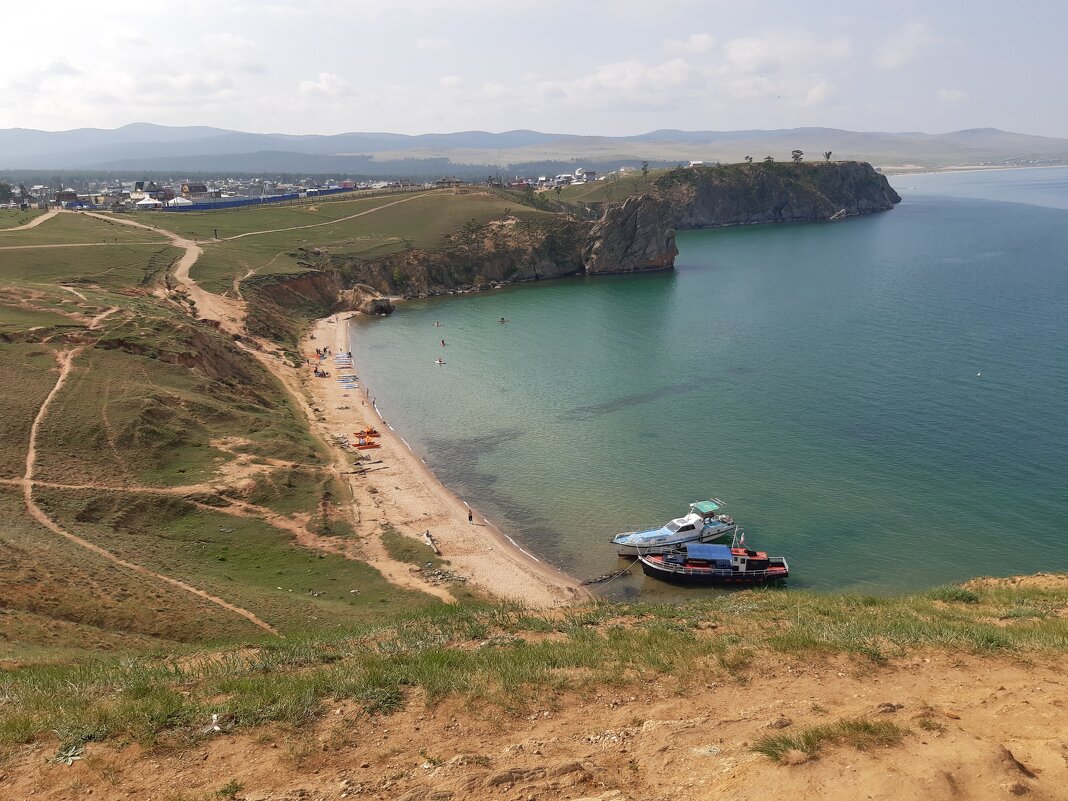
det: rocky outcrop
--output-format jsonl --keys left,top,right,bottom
{"left": 583, "top": 194, "right": 677, "bottom": 274}
{"left": 659, "top": 161, "right": 900, "bottom": 228}
{"left": 338, "top": 284, "right": 395, "bottom": 315}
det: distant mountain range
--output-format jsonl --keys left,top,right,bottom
{"left": 2, "top": 123, "right": 1066, "bottom": 178}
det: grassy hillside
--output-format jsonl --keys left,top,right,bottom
{"left": 191, "top": 190, "right": 554, "bottom": 296}
{"left": 1, "top": 578, "right": 1065, "bottom": 748}
{"left": 0, "top": 210, "right": 450, "bottom": 662}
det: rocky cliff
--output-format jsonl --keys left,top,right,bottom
{"left": 242, "top": 162, "right": 898, "bottom": 346}
{"left": 658, "top": 161, "right": 901, "bottom": 228}
{"left": 307, "top": 193, "right": 677, "bottom": 300}
{"left": 584, "top": 194, "right": 678, "bottom": 273}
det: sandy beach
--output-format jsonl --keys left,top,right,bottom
{"left": 298, "top": 313, "right": 585, "bottom": 608}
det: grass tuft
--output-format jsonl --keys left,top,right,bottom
{"left": 753, "top": 717, "right": 905, "bottom": 761}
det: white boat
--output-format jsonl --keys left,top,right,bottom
{"left": 611, "top": 500, "right": 736, "bottom": 555}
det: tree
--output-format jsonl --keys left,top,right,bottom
{"left": 0, "top": 182, "right": 13, "bottom": 203}
{"left": 824, "top": 151, "right": 832, "bottom": 161}
{"left": 744, "top": 156, "right": 753, "bottom": 164}
{"left": 791, "top": 150, "right": 804, "bottom": 163}
{"left": 763, "top": 155, "right": 774, "bottom": 163}
{"left": 553, "top": 184, "right": 562, "bottom": 198}
{"left": 641, "top": 160, "right": 649, "bottom": 181}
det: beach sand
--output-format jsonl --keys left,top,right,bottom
{"left": 298, "top": 314, "right": 585, "bottom": 607}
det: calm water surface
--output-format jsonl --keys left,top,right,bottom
{"left": 350, "top": 168, "right": 1068, "bottom": 596}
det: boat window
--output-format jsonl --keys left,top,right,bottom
{"left": 665, "top": 521, "right": 680, "bottom": 533}
{"left": 677, "top": 524, "right": 695, "bottom": 533}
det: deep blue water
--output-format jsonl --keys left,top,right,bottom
{"left": 351, "top": 167, "right": 1068, "bottom": 596}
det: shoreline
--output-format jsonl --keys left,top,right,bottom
{"left": 301, "top": 313, "right": 586, "bottom": 608}
{"left": 880, "top": 162, "right": 1064, "bottom": 177}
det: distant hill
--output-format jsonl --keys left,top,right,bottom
{"left": 1, "top": 123, "right": 1065, "bottom": 176}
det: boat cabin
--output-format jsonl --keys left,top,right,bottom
{"left": 662, "top": 512, "right": 705, "bottom": 536}
{"left": 665, "top": 543, "right": 772, "bottom": 572}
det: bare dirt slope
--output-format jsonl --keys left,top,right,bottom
{"left": 7, "top": 651, "right": 1065, "bottom": 801}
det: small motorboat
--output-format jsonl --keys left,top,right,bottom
{"left": 639, "top": 541, "right": 788, "bottom": 586}
{"left": 612, "top": 500, "right": 736, "bottom": 555}
{"left": 353, "top": 438, "right": 381, "bottom": 450}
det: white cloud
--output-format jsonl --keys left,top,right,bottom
{"left": 722, "top": 33, "right": 851, "bottom": 75}
{"left": 439, "top": 75, "right": 463, "bottom": 88}
{"left": 666, "top": 33, "right": 716, "bottom": 53}
{"left": 416, "top": 36, "right": 449, "bottom": 51}
{"left": 298, "top": 72, "right": 351, "bottom": 97}
{"left": 938, "top": 88, "right": 968, "bottom": 102}
{"left": 874, "top": 21, "right": 939, "bottom": 69}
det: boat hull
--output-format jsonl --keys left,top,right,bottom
{"left": 612, "top": 524, "right": 736, "bottom": 556}
{"left": 639, "top": 555, "right": 789, "bottom": 586}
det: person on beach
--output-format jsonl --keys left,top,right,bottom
{"left": 441, "top": 339, "right": 446, "bottom": 347}
{"left": 468, "top": 509, "right": 473, "bottom": 524}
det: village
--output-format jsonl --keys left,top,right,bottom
{"left": 3, "top": 166, "right": 618, "bottom": 213}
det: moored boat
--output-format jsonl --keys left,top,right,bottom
{"left": 612, "top": 500, "right": 735, "bottom": 555}
{"left": 639, "top": 542, "right": 788, "bottom": 586}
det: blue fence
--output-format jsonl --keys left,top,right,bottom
{"left": 162, "top": 187, "right": 354, "bottom": 212}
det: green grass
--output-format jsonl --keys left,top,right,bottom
{"left": 0, "top": 211, "right": 168, "bottom": 245}
{"left": 0, "top": 344, "right": 71, "bottom": 478}
{"left": 0, "top": 207, "right": 46, "bottom": 230}
{"left": 0, "top": 243, "right": 181, "bottom": 287}
{"left": 380, "top": 524, "right": 445, "bottom": 569}
{"left": 552, "top": 170, "right": 665, "bottom": 204}
{"left": 164, "top": 191, "right": 429, "bottom": 241}
{"left": 33, "top": 487, "right": 439, "bottom": 635}
{"left": 753, "top": 718, "right": 906, "bottom": 761}
{"left": 0, "top": 579, "right": 1063, "bottom": 750}
{"left": 32, "top": 341, "right": 319, "bottom": 488}
{"left": 191, "top": 192, "right": 554, "bottom": 294}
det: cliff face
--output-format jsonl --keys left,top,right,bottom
{"left": 584, "top": 194, "right": 677, "bottom": 274}
{"left": 659, "top": 161, "right": 901, "bottom": 228}
{"left": 319, "top": 198, "right": 678, "bottom": 298}
{"left": 243, "top": 163, "right": 898, "bottom": 345}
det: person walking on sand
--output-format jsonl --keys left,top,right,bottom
{"left": 468, "top": 509, "right": 473, "bottom": 524}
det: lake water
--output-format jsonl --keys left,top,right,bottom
{"left": 350, "top": 167, "right": 1068, "bottom": 597}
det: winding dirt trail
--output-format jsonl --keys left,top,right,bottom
{"left": 82, "top": 211, "right": 247, "bottom": 334}
{"left": 0, "top": 207, "right": 60, "bottom": 231}
{"left": 62, "top": 205, "right": 575, "bottom": 605}
{"left": 21, "top": 348, "right": 280, "bottom": 637}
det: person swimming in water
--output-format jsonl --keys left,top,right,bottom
{"left": 498, "top": 317, "right": 508, "bottom": 323}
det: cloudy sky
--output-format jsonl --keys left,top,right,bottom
{"left": 3, "top": 0, "right": 1065, "bottom": 137}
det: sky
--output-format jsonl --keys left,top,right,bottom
{"left": 3, "top": 0, "right": 1066, "bottom": 138}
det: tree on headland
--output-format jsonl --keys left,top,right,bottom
{"left": 791, "top": 150, "right": 804, "bottom": 163}
{"left": 824, "top": 151, "right": 833, "bottom": 161}
{"left": 641, "top": 160, "right": 649, "bottom": 181}
{"left": 0, "top": 182, "right": 13, "bottom": 203}
{"left": 763, "top": 155, "right": 774, "bottom": 163}
{"left": 744, "top": 155, "right": 753, "bottom": 164}
{"left": 554, "top": 184, "right": 562, "bottom": 198}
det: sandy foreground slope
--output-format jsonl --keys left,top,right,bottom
{"left": 5, "top": 648, "right": 1065, "bottom": 801}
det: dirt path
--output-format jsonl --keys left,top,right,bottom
{"left": 221, "top": 192, "right": 433, "bottom": 241}
{"left": 65, "top": 206, "right": 576, "bottom": 605}
{"left": 20, "top": 348, "right": 280, "bottom": 637}
{"left": 82, "top": 211, "right": 246, "bottom": 334}
{"left": 0, "top": 207, "right": 60, "bottom": 231}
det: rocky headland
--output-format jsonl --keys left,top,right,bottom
{"left": 241, "top": 161, "right": 899, "bottom": 344}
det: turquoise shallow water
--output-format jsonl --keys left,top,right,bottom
{"left": 350, "top": 167, "right": 1068, "bottom": 597}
